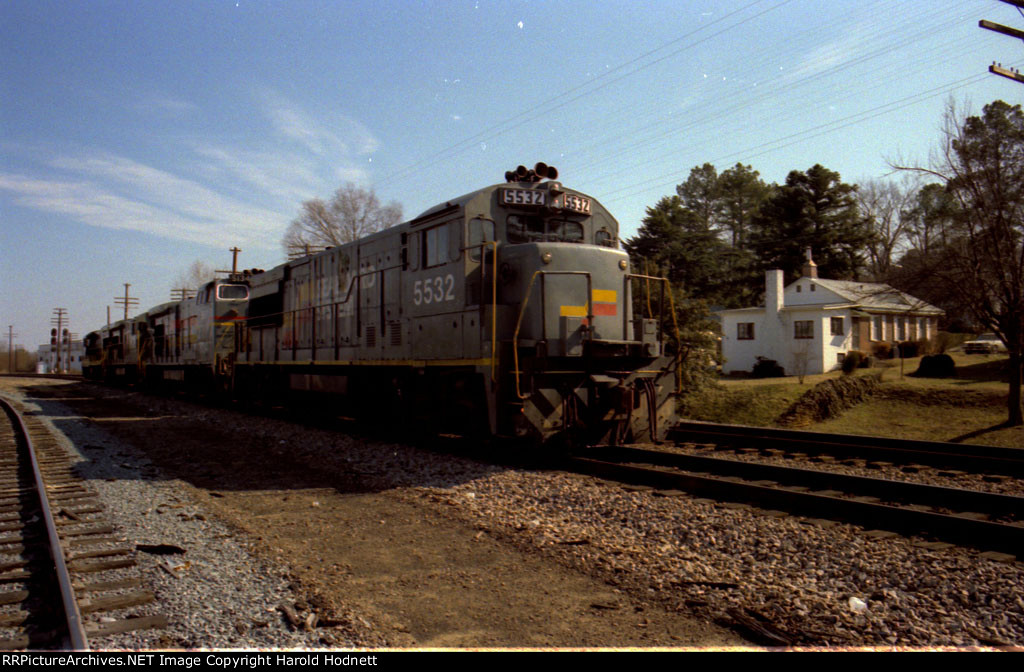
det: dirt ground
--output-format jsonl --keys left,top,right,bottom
{"left": 7, "top": 378, "right": 749, "bottom": 649}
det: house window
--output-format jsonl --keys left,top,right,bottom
{"left": 831, "top": 317, "right": 844, "bottom": 335}
{"left": 871, "top": 315, "right": 881, "bottom": 341}
{"left": 737, "top": 323, "right": 755, "bottom": 340}
{"left": 796, "top": 285, "right": 801, "bottom": 293}
{"left": 794, "top": 320, "right": 813, "bottom": 339}
{"left": 810, "top": 284, "right": 816, "bottom": 292}
{"left": 919, "top": 317, "right": 928, "bottom": 339}
{"left": 897, "top": 317, "right": 906, "bottom": 341}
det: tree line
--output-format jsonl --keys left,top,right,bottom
{"left": 625, "top": 100, "right": 1023, "bottom": 425}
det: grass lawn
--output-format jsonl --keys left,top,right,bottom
{"left": 682, "top": 352, "right": 1023, "bottom": 449}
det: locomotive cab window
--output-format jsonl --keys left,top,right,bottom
{"left": 507, "top": 215, "right": 545, "bottom": 244}
{"left": 468, "top": 218, "right": 495, "bottom": 262}
{"left": 423, "top": 223, "right": 450, "bottom": 268}
{"left": 217, "top": 284, "right": 249, "bottom": 300}
{"left": 549, "top": 218, "right": 584, "bottom": 243}
{"left": 507, "top": 215, "right": 586, "bottom": 244}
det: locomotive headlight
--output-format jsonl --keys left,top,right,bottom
{"left": 618, "top": 259, "right": 628, "bottom": 270}
{"left": 541, "top": 252, "right": 553, "bottom": 264}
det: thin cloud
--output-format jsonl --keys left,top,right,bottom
{"left": 261, "top": 91, "right": 379, "bottom": 157}
{"left": 0, "top": 172, "right": 223, "bottom": 245}
{"left": 2, "top": 91, "right": 383, "bottom": 251}
{"left": 787, "top": 27, "right": 871, "bottom": 80}
{"left": 49, "top": 153, "right": 283, "bottom": 229}
{"left": 190, "top": 144, "right": 326, "bottom": 204}
{"left": 135, "top": 94, "right": 200, "bottom": 117}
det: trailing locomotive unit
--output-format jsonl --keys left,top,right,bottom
{"left": 236, "top": 164, "right": 679, "bottom": 445}
{"left": 82, "top": 275, "right": 250, "bottom": 387}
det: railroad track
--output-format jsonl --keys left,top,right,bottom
{"left": 568, "top": 439, "right": 1024, "bottom": 560}
{"left": 669, "top": 421, "right": 1024, "bottom": 478}
{"left": 0, "top": 395, "right": 165, "bottom": 650}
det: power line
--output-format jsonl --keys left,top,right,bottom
{"left": 374, "top": 0, "right": 789, "bottom": 188}
{"left": 576, "top": 8, "right": 985, "bottom": 188}
{"left": 600, "top": 65, "right": 1015, "bottom": 204}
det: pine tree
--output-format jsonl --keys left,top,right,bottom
{"left": 750, "top": 164, "right": 873, "bottom": 281}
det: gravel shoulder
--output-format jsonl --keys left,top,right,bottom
{"left": 4, "top": 376, "right": 1021, "bottom": 649}
{"left": 0, "top": 378, "right": 746, "bottom": 649}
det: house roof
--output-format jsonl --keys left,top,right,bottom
{"left": 810, "top": 279, "right": 944, "bottom": 314}
{"left": 715, "top": 276, "right": 945, "bottom": 316}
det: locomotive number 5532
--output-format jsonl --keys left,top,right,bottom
{"left": 413, "top": 274, "right": 456, "bottom": 305}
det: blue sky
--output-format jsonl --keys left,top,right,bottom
{"left": 2, "top": 0, "right": 1022, "bottom": 349}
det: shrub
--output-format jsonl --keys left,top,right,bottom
{"left": 873, "top": 342, "right": 892, "bottom": 359}
{"left": 776, "top": 374, "right": 880, "bottom": 427}
{"left": 841, "top": 351, "right": 864, "bottom": 374}
{"left": 912, "top": 353, "right": 956, "bottom": 378}
{"left": 752, "top": 357, "right": 785, "bottom": 378}
{"left": 897, "top": 341, "right": 919, "bottom": 358}
{"left": 859, "top": 355, "right": 874, "bottom": 369}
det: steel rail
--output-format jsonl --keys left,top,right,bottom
{"left": 567, "top": 455, "right": 1024, "bottom": 558}
{"left": 0, "top": 396, "right": 89, "bottom": 650}
{"left": 670, "top": 421, "right": 1024, "bottom": 477}
{"left": 587, "top": 445, "right": 1024, "bottom": 516}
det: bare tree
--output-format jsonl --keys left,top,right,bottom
{"left": 282, "top": 183, "right": 403, "bottom": 256}
{"left": 791, "top": 338, "right": 813, "bottom": 385}
{"left": 894, "top": 100, "right": 1024, "bottom": 425}
{"left": 172, "top": 260, "right": 215, "bottom": 293}
{"left": 856, "top": 177, "right": 918, "bottom": 280}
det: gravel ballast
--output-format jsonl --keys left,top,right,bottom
{"left": 0, "top": 380, "right": 342, "bottom": 649}
{"left": 2, "top": 377, "right": 1021, "bottom": 648}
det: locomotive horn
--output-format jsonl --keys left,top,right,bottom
{"left": 547, "top": 165, "right": 558, "bottom": 180}
{"left": 534, "top": 162, "right": 549, "bottom": 178}
{"left": 515, "top": 165, "right": 529, "bottom": 179}
{"left": 505, "top": 171, "right": 516, "bottom": 183}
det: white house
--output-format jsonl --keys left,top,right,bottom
{"left": 718, "top": 253, "right": 944, "bottom": 376}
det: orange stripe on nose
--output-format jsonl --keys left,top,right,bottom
{"left": 593, "top": 302, "right": 617, "bottom": 316}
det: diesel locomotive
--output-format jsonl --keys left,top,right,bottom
{"left": 83, "top": 164, "right": 680, "bottom": 446}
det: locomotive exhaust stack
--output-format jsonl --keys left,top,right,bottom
{"left": 505, "top": 162, "right": 559, "bottom": 183}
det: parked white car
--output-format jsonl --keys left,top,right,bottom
{"left": 962, "top": 333, "right": 1007, "bottom": 354}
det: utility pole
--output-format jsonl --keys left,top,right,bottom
{"left": 216, "top": 247, "right": 243, "bottom": 279}
{"left": 50, "top": 309, "right": 67, "bottom": 374}
{"left": 980, "top": 1, "right": 1024, "bottom": 85}
{"left": 6, "top": 326, "right": 16, "bottom": 373}
{"left": 170, "top": 288, "right": 197, "bottom": 302}
{"left": 114, "top": 283, "right": 139, "bottom": 321}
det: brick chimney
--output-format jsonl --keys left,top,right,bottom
{"left": 802, "top": 247, "right": 818, "bottom": 279}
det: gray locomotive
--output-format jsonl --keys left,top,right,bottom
{"left": 235, "top": 164, "right": 680, "bottom": 445}
{"left": 82, "top": 277, "right": 250, "bottom": 386}
{"left": 84, "top": 165, "right": 680, "bottom": 446}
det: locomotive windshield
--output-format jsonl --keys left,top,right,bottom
{"left": 217, "top": 284, "right": 249, "bottom": 300}
{"left": 507, "top": 215, "right": 585, "bottom": 244}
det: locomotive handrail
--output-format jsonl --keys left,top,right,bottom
{"left": 624, "top": 273, "right": 682, "bottom": 394}
{"left": 512, "top": 270, "right": 593, "bottom": 400}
